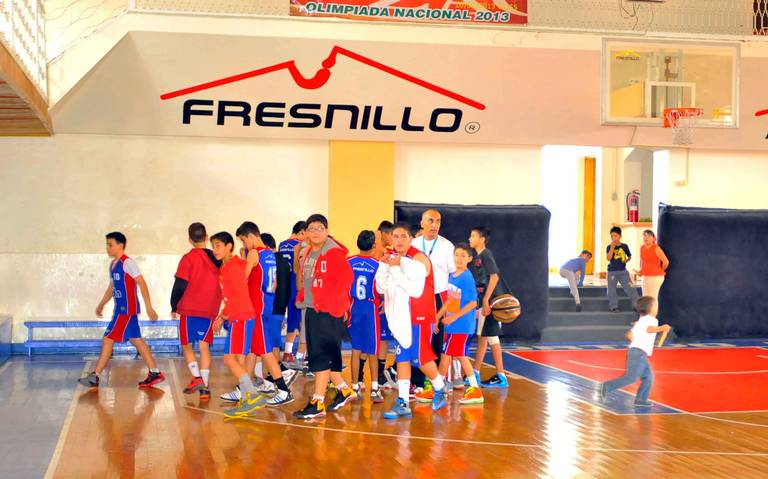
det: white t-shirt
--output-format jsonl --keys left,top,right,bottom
{"left": 413, "top": 235, "right": 456, "bottom": 294}
{"left": 629, "top": 315, "right": 659, "bottom": 356}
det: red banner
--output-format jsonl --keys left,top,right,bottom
{"left": 289, "top": 0, "right": 527, "bottom": 26}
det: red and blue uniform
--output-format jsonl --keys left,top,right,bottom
{"left": 347, "top": 255, "right": 381, "bottom": 356}
{"left": 248, "top": 247, "right": 279, "bottom": 355}
{"left": 104, "top": 255, "right": 142, "bottom": 342}
{"left": 442, "top": 269, "right": 478, "bottom": 357}
{"left": 278, "top": 238, "right": 302, "bottom": 332}
{"left": 220, "top": 256, "right": 255, "bottom": 355}
{"left": 175, "top": 248, "right": 221, "bottom": 346}
{"left": 395, "top": 246, "right": 437, "bottom": 366}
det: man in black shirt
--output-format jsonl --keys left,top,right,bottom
{"left": 468, "top": 226, "right": 509, "bottom": 389}
{"left": 606, "top": 226, "right": 639, "bottom": 312}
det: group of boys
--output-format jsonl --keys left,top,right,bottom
{"left": 77, "top": 210, "right": 512, "bottom": 421}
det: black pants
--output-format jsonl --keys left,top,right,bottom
{"left": 305, "top": 309, "right": 344, "bottom": 373}
{"left": 411, "top": 293, "right": 444, "bottom": 386}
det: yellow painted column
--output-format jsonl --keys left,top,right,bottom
{"left": 328, "top": 140, "right": 394, "bottom": 250}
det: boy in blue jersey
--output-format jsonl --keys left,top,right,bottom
{"left": 78, "top": 232, "right": 164, "bottom": 389}
{"left": 348, "top": 230, "right": 384, "bottom": 403}
{"left": 279, "top": 221, "right": 306, "bottom": 365}
{"left": 435, "top": 244, "right": 483, "bottom": 404}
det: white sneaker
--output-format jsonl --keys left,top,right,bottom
{"left": 256, "top": 381, "right": 277, "bottom": 395}
{"left": 220, "top": 386, "right": 241, "bottom": 402}
{"left": 282, "top": 369, "right": 298, "bottom": 387}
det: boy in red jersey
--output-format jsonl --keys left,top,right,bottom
{"left": 210, "top": 232, "right": 267, "bottom": 418}
{"left": 171, "top": 223, "right": 222, "bottom": 400}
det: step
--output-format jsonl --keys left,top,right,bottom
{"left": 547, "top": 312, "right": 635, "bottom": 327}
{"left": 549, "top": 286, "right": 642, "bottom": 298}
{"left": 548, "top": 297, "right": 634, "bottom": 312}
{"left": 540, "top": 325, "right": 631, "bottom": 343}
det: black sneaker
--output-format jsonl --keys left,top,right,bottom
{"left": 328, "top": 387, "right": 357, "bottom": 411}
{"left": 293, "top": 399, "right": 326, "bottom": 419}
{"left": 610, "top": 308, "right": 621, "bottom": 313}
{"left": 575, "top": 304, "right": 582, "bottom": 312}
{"left": 138, "top": 371, "right": 165, "bottom": 388}
{"left": 78, "top": 372, "right": 99, "bottom": 388}
{"left": 480, "top": 373, "right": 508, "bottom": 388}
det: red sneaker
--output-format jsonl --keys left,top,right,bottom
{"left": 138, "top": 371, "right": 165, "bottom": 388}
{"left": 183, "top": 376, "right": 205, "bottom": 394}
{"left": 282, "top": 352, "right": 296, "bottom": 364}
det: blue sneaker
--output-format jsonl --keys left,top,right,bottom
{"left": 431, "top": 388, "right": 447, "bottom": 411}
{"left": 383, "top": 398, "right": 412, "bottom": 419}
{"left": 480, "top": 373, "right": 508, "bottom": 389}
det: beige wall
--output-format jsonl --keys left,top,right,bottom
{"left": 394, "top": 144, "right": 542, "bottom": 205}
{"left": 668, "top": 149, "right": 768, "bottom": 209}
{"left": 0, "top": 134, "right": 329, "bottom": 254}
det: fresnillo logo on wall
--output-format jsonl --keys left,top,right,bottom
{"left": 159, "top": 45, "right": 485, "bottom": 135}
{"left": 757, "top": 109, "right": 768, "bottom": 139}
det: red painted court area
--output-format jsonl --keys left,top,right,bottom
{"left": 513, "top": 347, "right": 768, "bottom": 413}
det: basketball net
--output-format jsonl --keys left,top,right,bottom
{"left": 663, "top": 108, "right": 704, "bottom": 146}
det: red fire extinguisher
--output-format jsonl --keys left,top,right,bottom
{"left": 627, "top": 189, "right": 640, "bottom": 223}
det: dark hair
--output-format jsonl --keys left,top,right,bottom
{"left": 188, "top": 222, "right": 207, "bottom": 243}
{"left": 581, "top": 249, "right": 593, "bottom": 258}
{"left": 236, "top": 221, "right": 261, "bottom": 238}
{"left": 472, "top": 226, "right": 491, "bottom": 242}
{"left": 411, "top": 224, "right": 422, "bottom": 237}
{"left": 210, "top": 231, "right": 234, "bottom": 247}
{"left": 377, "top": 220, "right": 394, "bottom": 233}
{"left": 610, "top": 226, "right": 622, "bottom": 236}
{"left": 392, "top": 221, "right": 413, "bottom": 236}
{"left": 634, "top": 296, "right": 656, "bottom": 315}
{"left": 356, "top": 230, "right": 375, "bottom": 251}
{"left": 643, "top": 230, "right": 656, "bottom": 239}
{"left": 106, "top": 231, "right": 127, "bottom": 246}
{"left": 292, "top": 221, "right": 307, "bottom": 235}
{"left": 260, "top": 233, "right": 276, "bottom": 249}
{"left": 306, "top": 214, "right": 328, "bottom": 229}
{"left": 454, "top": 243, "right": 473, "bottom": 255}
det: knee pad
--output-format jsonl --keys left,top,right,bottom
{"left": 488, "top": 336, "right": 500, "bottom": 346}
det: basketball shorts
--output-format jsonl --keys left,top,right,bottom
{"left": 477, "top": 310, "right": 502, "bottom": 337}
{"left": 443, "top": 333, "right": 472, "bottom": 357}
{"left": 305, "top": 309, "right": 344, "bottom": 373}
{"left": 267, "top": 314, "right": 284, "bottom": 351}
{"left": 379, "top": 312, "right": 394, "bottom": 341}
{"left": 395, "top": 323, "right": 437, "bottom": 366}
{"left": 349, "top": 307, "right": 380, "bottom": 356}
{"left": 104, "top": 313, "right": 141, "bottom": 343}
{"left": 179, "top": 315, "right": 214, "bottom": 346}
{"left": 249, "top": 314, "right": 277, "bottom": 356}
{"left": 224, "top": 319, "right": 254, "bottom": 355}
{"left": 286, "top": 300, "right": 302, "bottom": 333}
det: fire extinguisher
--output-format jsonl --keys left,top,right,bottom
{"left": 627, "top": 189, "right": 640, "bottom": 223}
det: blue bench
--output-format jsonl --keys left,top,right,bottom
{"left": 23, "top": 320, "right": 228, "bottom": 356}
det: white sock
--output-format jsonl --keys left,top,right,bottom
{"left": 200, "top": 369, "right": 210, "bottom": 387}
{"left": 150, "top": 368, "right": 160, "bottom": 373}
{"left": 372, "top": 381, "right": 379, "bottom": 391}
{"left": 254, "top": 362, "right": 263, "bottom": 379}
{"left": 187, "top": 361, "right": 200, "bottom": 378}
{"left": 398, "top": 379, "right": 410, "bottom": 402}
{"left": 336, "top": 381, "right": 348, "bottom": 391}
{"left": 296, "top": 352, "right": 305, "bottom": 361}
{"left": 468, "top": 372, "right": 479, "bottom": 388}
{"left": 238, "top": 374, "right": 255, "bottom": 394}
{"left": 284, "top": 339, "right": 294, "bottom": 355}
{"left": 431, "top": 374, "right": 445, "bottom": 392}
{"left": 312, "top": 394, "right": 325, "bottom": 403}
{"left": 452, "top": 360, "right": 462, "bottom": 380}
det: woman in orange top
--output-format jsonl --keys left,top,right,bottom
{"left": 635, "top": 230, "right": 670, "bottom": 312}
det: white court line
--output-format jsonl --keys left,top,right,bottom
{"left": 43, "top": 360, "right": 91, "bottom": 479}
{"left": 183, "top": 404, "right": 768, "bottom": 457}
{"left": 0, "top": 361, "right": 11, "bottom": 376}
{"left": 567, "top": 360, "right": 768, "bottom": 375}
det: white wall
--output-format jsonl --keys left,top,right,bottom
{"left": 0, "top": 134, "right": 328, "bottom": 341}
{"left": 394, "top": 144, "right": 542, "bottom": 205}
{"left": 668, "top": 149, "right": 768, "bottom": 209}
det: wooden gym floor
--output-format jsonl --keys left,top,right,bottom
{"left": 35, "top": 346, "right": 768, "bottom": 478}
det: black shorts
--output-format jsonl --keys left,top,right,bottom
{"left": 305, "top": 309, "right": 344, "bottom": 373}
{"left": 480, "top": 313, "right": 503, "bottom": 337}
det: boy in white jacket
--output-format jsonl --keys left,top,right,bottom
{"left": 376, "top": 222, "right": 448, "bottom": 419}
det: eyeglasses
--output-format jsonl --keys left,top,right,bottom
{"left": 307, "top": 226, "right": 326, "bottom": 233}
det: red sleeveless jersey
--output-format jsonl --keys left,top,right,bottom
{"left": 405, "top": 246, "right": 436, "bottom": 324}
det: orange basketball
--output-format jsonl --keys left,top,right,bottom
{"left": 490, "top": 294, "right": 521, "bottom": 324}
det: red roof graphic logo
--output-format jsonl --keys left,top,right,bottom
{"left": 160, "top": 45, "right": 485, "bottom": 111}
{"left": 757, "top": 109, "right": 768, "bottom": 117}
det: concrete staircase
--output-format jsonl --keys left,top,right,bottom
{"left": 540, "top": 286, "right": 640, "bottom": 343}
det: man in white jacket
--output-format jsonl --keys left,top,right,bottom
{"left": 376, "top": 222, "right": 448, "bottom": 419}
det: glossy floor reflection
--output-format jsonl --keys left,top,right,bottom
{"left": 7, "top": 352, "right": 768, "bottom": 478}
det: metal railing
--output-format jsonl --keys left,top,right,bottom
{"left": 0, "top": 0, "right": 47, "bottom": 97}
